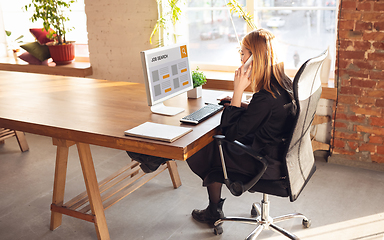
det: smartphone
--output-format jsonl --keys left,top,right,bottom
{"left": 243, "top": 54, "right": 253, "bottom": 72}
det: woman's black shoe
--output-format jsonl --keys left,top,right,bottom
{"left": 192, "top": 198, "right": 225, "bottom": 226}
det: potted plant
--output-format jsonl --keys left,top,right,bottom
{"left": 24, "top": 0, "right": 76, "bottom": 65}
{"left": 188, "top": 67, "right": 207, "bottom": 98}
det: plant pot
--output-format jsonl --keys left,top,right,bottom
{"left": 47, "top": 42, "right": 75, "bottom": 65}
{"left": 187, "top": 86, "right": 203, "bottom": 98}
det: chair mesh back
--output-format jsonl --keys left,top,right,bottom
{"left": 285, "top": 49, "right": 329, "bottom": 202}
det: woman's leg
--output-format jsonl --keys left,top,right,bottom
{"left": 186, "top": 141, "right": 226, "bottom": 225}
{"left": 192, "top": 182, "right": 225, "bottom": 225}
{"left": 207, "top": 182, "right": 223, "bottom": 203}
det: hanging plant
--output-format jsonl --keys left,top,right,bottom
{"left": 226, "top": 0, "right": 257, "bottom": 30}
{"left": 150, "top": 0, "right": 182, "bottom": 46}
{"left": 149, "top": 0, "right": 256, "bottom": 47}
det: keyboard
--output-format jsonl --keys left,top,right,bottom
{"left": 180, "top": 104, "right": 224, "bottom": 124}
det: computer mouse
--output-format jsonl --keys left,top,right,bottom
{"left": 219, "top": 99, "right": 231, "bottom": 105}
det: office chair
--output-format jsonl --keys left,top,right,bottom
{"left": 213, "top": 49, "right": 330, "bottom": 240}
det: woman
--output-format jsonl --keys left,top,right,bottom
{"left": 186, "top": 28, "right": 295, "bottom": 226}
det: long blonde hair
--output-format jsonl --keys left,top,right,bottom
{"left": 242, "top": 29, "right": 292, "bottom": 98}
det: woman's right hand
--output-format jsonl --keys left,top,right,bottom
{"left": 219, "top": 96, "right": 232, "bottom": 107}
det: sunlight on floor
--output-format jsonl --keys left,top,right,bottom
{"left": 268, "top": 212, "right": 384, "bottom": 240}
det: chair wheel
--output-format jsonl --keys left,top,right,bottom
{"left": 302, "top": 219, "right": 311, "bottom": 228}
{"left": 214, "top": 226, "right": 223, "bottom": 235}
{"left": 251, "top": 205, "right": 258, "bottom": 217}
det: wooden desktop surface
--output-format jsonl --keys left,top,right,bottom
{"left": 0, "top": 70, "right": 223, "bottom": 160}
{"left": 0, "top": 70, "right": 226, "bottom": 240}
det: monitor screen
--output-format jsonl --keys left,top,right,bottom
{"left": 141, "top": 44, "right": 193, "bottom": 116}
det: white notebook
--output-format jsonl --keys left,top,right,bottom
{"left": 124, "top": 122, "right": 193, "bottom": 143}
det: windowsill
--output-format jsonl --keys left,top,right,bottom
{"left": 201, "top": 70, "right": 337, "bottom": 101}
{"left": 0, "top": 56, "right": 92, "bottom": 78}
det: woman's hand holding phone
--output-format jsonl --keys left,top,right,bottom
{"left": 231, "top": 56, "right": 253, "bottom": 107}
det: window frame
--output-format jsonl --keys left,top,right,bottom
{"left": 185, "top": 0, "right": 338, "bottom": 81}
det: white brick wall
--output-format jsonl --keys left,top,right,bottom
{"left": 84, "top": 0, "right": 157, "bottom": 83}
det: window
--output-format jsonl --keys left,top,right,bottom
{"left": 186, "top": 0, "right": 337, "bottom": 72}
{"left": 186, "top": 0, "right": 247, "bottom": 67}
{"left": 0, "top": 0, "right": 88, "bottom": 58}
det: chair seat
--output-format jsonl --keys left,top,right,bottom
{"left": 249, "top": 178, "right": 289, "bottom": 198}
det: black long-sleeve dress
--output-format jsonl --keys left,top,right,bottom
{"left": 186, "top": 76, "right": 294, "bottom": 186}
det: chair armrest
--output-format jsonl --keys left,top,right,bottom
{"left": 213, "top": 135, "right": 268, "bottom": 196}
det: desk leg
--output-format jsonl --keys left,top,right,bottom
{"left": 14, "top": 130, "right": 29, "bottom": 152}
{"left": 167, "top": 161, "right": 182, "bottom": 189}
{"left": 50, "top": 138, "right": 74, "bottom": 230}
{"left": 77, "top": 142, "right": 110, "bottom": 240}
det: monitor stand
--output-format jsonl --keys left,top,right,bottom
{"left": 150, "top": 102, "right": 185, "bottom": 116}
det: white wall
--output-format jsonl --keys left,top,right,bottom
{"left": 84, "top": 0, "right": 158, "bottom": 83}
{"left": 0, "top": 4, "right": 8, "bottom": 57}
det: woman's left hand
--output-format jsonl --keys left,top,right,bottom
{"left": 234, "top": 64, "right": 252, "bottom": 92}
{"left": 232, "top": 64, "right": 252, "bottom": 107}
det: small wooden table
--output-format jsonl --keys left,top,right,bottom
{"left": 0, "top": 71, "right": 223, "bottom": 240}
{"left": 0, "top": 128, "right": 29, "bottom": 152}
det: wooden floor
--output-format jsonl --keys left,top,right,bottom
{"left": 1, "top": 133, "right": 384, "bottom": 240}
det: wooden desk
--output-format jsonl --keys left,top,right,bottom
{"left": 0, "top": 71, "right": 223, "bottom": 240}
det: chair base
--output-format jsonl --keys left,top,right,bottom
{"left": 214, "top": 194, "right": 311, "bottom": 240}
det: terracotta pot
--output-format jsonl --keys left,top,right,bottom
{"left": 47, "top": 42, "right": 75, "bottom": 65}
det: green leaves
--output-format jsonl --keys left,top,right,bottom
{"left": 169, "top": 0, "right": 181, "bottom": 26}
{"left": 227, "top": 0, "right": 257, "bottom": 30}
{"left": 192, "top": 67, "right": 207, "bottom": 88}
{"left": 150, "top": 0, "right": 183, "bottom": 46}
{"left": 24, "top": 0, "right": 76, "bottom": 44}
{"left": 4, "top": 31, "right": 24, "bottom": 42}
{"left": 14, "top": 35, "right": 24, "bottom": 42}
{"left": 150, "top": 17, "right": 166, "bottom": 45}
{"left": 4, "top": 31, "right": 24, "bottom": 50}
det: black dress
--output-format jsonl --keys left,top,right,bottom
{"left": 186, "top": 77, "right": 294, "bottom": 186}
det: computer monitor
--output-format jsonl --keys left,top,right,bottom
{"left": 141, "top": 44, "right": 193, "bottom": 116}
